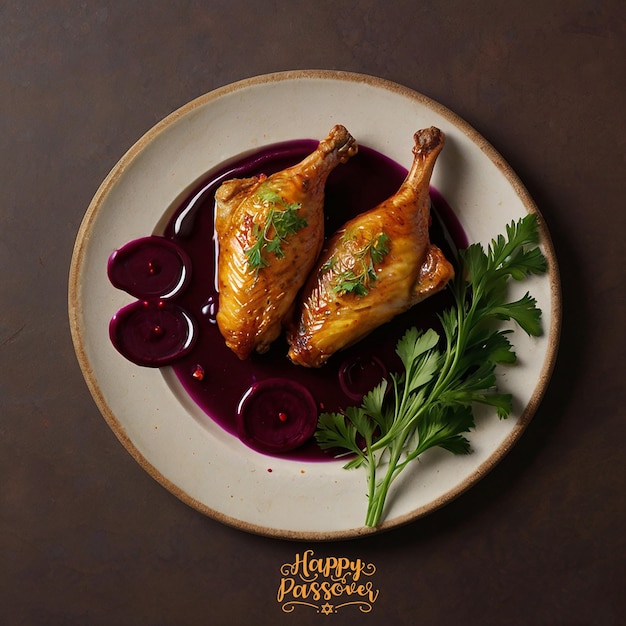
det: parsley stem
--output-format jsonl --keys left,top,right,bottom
{"left": 365, "top": 436, "right": 407, "bottom": 526}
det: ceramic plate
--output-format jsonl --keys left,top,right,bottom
{"left": 68, "top": 70, "right": 561, "bottom": 540}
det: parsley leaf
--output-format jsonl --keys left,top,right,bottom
{"left": 315, "top": 214, "right": 547, "bottom": 527}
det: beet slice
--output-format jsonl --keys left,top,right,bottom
{"left": 338, "top": 354, "right": 388, "bottom": 401}
{"left": 107, "top": 236, "right": 191, "bottom": 300}
{"left": 109, "top": 300, "right": 197, "bottom": 367}
{"left": 236, "top": 379, "right": 318, "bottom": 454}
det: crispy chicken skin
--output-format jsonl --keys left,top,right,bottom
{"left": 287, "top": 127, "right": 454, "bottom": 368}
{"left": 215, "top": 125, "right": 358, "bottom": 360}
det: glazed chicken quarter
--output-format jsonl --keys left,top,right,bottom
{"left": 287, "top": 126, "right": 454, "bottom": 368}
{"left": 215, "top": 125, "right": 358, "bottom": 360}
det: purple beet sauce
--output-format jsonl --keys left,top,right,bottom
{"left": 109, "top": 140, "right": 467, "bottom": 461}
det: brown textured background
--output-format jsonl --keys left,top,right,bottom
{"left": 1, "top": 1, "right": 624, "bottom": 624}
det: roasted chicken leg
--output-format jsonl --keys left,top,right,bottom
{"left": 287, "top": 127, "right": 454, "bottom": 368}
{"left": 215, "top": 125, "right": 358, "bottom": 360}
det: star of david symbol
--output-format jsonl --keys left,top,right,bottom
{"left": 320, "top": 602, "right": 334, "bottom": 615}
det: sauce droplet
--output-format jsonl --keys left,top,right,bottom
{"left": 192, "top": 365, "right": 205, "bottom": 381}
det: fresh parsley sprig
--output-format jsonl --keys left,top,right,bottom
{"left": 315, "top": 214, "right": 548, "bottom": 527}
{"left": 244, "top": 187, "right": 307, "bottom": 273}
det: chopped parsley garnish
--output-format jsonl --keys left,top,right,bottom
{"left": 315, "top": 214, "right": 548, "bottom": 527}
{"left": 244, "top": 187, "right": 307, "bottom": 273}
{"left": 322, "top": 231, "right": 391, "bottom": 296}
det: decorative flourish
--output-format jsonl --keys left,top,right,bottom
{"left": 335, "top": 601, "right": 374, "bottom": 613}
{"left": 280, "top": 600, "right": 375, "bottom": 615}
{"left": 281, "top": 601, "right": 319, "bottom": 613}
